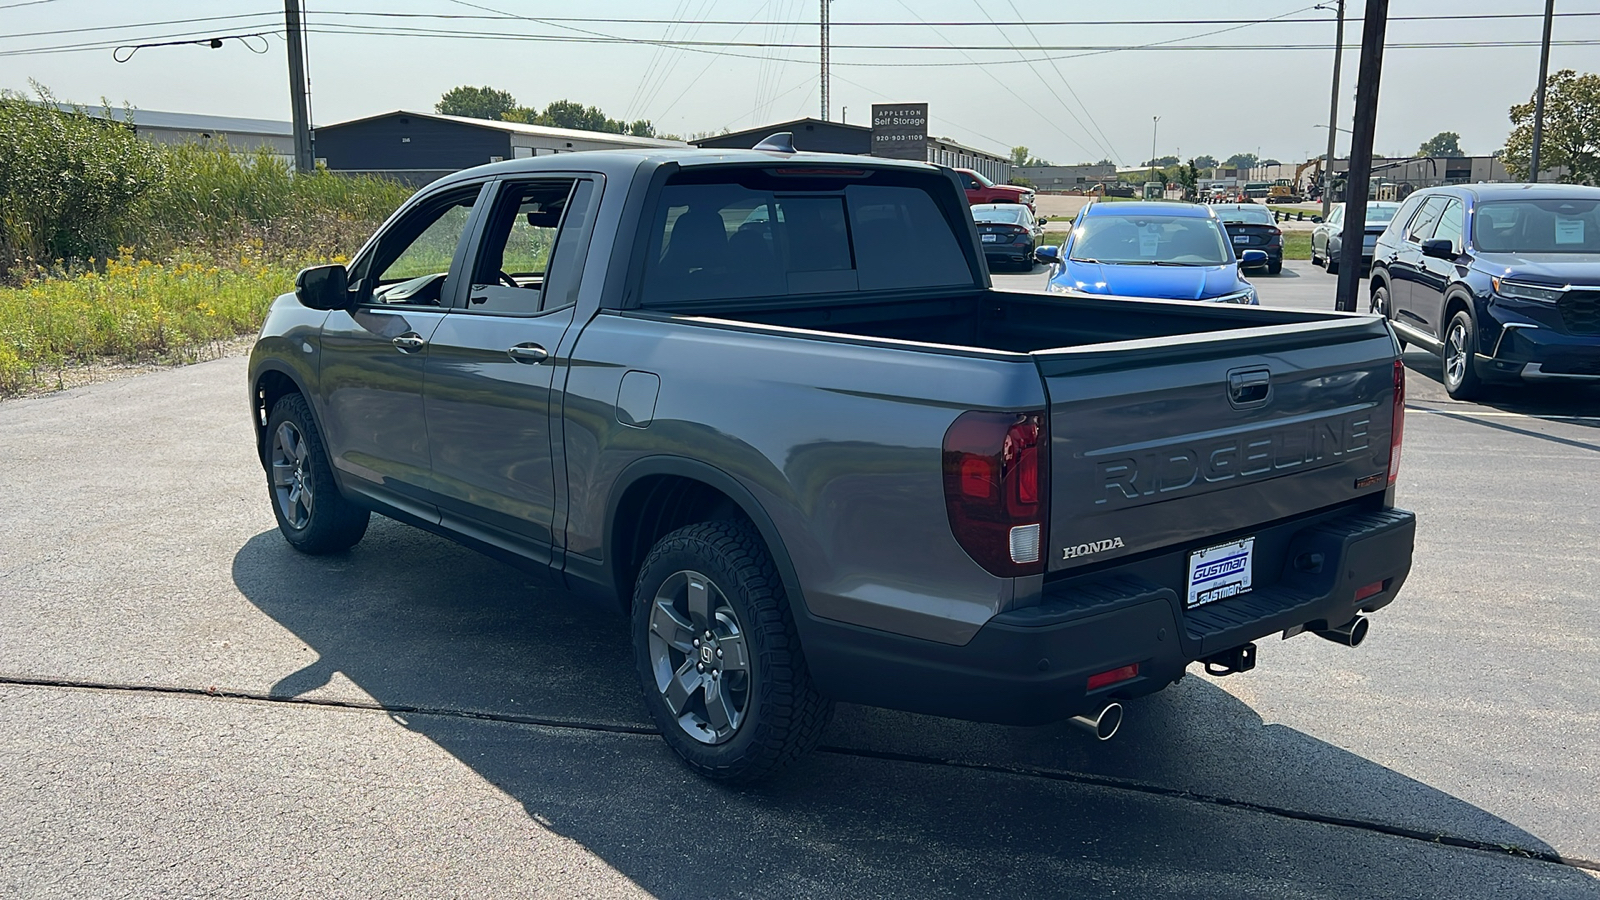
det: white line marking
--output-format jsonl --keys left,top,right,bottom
{"left": 1407, "top": 407, "right": 1600, "bottom": 423}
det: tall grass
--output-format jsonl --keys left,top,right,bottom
{"left": 0, "top": 250, "right": 304, "bottom": 393}
{"left": 0, "top": 89, "right": 414, "bottom": 395}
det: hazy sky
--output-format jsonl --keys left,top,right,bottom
{"left": 2, "top": 0, "right": 1595, "bottom": 165}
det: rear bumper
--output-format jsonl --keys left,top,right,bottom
{"left": 983, "top": 244, "right": 1037, "bottom": 266}
{"left": 1236, "top": 246, "right": 1283, "bottom": 265}
{"left": 800, "top": 504, "right": 1415, "bottom": 726}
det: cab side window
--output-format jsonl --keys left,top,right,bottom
{"left": 350, "top": 186, "right": 483, "bottom": 307}
{"left": 466, "top": 178, "right": 598, "bottom": 315}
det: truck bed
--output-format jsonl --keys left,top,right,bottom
{"left": 657, "top": 287, "right": 1402, "bottom": 579}
{"left": 663, "top": 288, "right": 1365, "bottom": 356}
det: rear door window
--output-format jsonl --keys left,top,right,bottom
{"left": 1404, "top": 197, "right": 1448, "bottom": 244}
{"left": 1431, "top": 200, "right": 1464, "bottom": 253}
{"left": 465, "top": 178, "right": 598, "bottom": 315}
{"left": 641, "top": 173, "right": 974, "bottom": 306}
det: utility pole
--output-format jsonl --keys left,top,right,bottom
{"left": 1529, "top": 0, "right": 1555, "bottom": 182}
{"left": 820, "top": 0, "right": 830, "bottom": 121}
{"left": 1335, "top": 0, "right": 1389, "bottom": 313}
{"left": 284, "top": 0, "right": 314, "bottom": 173}
{"left": 1321, "top": 0, "right": 1346, "bottom": 219}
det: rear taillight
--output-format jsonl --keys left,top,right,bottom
{"left": 1388, "top": 359, "right": 1405, "bottom": 484}
{"left": 942, "top": 410, "right": 1048, "bottom": 577}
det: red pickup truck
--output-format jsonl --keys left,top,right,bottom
{"left": 956, "top": 168, "right": 1035, "bottom": 212}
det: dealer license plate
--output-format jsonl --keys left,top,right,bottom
{"left": 1232, "top": 234, "right": 1250, "bottom": 244}
{"left": 1186, "top": 537, "right": 1255, "bottom": 609}
{"left": 982, "top": 234, "right": 998, "bottom": 242}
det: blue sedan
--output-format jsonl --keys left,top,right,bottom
{"left": 1035, "top": 202, "right": 1264, "bottom": 304}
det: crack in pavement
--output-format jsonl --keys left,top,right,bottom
{"left": 4, "top": 672, "right": 1595, "bottom": 875}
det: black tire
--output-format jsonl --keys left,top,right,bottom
{"left": 1310, "top": 241, "right": 1322, "bottom": 267}
{"left": 633, "top": 520, "right": 833, "bottom": 783}
{"left": 1326, "top": 253, "right": 1340, "bottom": 275}
{"left": 1370, "top": 282, "right": 1405, "bottom": 348}
{"left": 1442, "top": 309, "right": 1484, "bottom": 400}
{"left": 264, "top": 393, "right": 370, "bottom": 554}
{"left": 1369, "top": 281, "right": 1390, "bottom": 317}
{"left": 1267, "top": 260, "right": 1282, "bottom": 275}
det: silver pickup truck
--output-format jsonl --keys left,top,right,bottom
{"left": 249, "top": 140, "right": 1415, "bottom": 781}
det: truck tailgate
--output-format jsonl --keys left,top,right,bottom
{"left": 1035, "top": 313, "right": 1400, "bottom": 576}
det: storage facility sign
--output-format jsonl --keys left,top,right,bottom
{"left": 870, "top": 103, "right": 928, "bottom": 160}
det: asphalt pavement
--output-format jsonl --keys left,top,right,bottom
{"left": 3, "top": 273, "right": 1599, "bottom": 897}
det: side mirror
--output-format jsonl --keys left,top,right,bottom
{"left": 295, "top": 264, "right": 351, "bottom": 310}
{"left": 1038, "top": 216, "right": 1050, "bottom": 224}
{"left": 1311, "top": 215, "right": 1324, "bottom": 223}
{"left": 1240, "top": 249, "right": 1269, "bottom": 266}
{"left": 1034, "top": 245, "right": 1061, "bottom": 265}
{"left": 1421, "top": 238, "right": 1456, "bottom": 261}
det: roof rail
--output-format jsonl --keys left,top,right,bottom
{"left": 752, "top": 132, "right": 797, "bottom": 153}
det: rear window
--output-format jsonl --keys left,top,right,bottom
{"left": 641, "top": 172, "right": 974, "bottom": 305}
{"left": 1217, "top": 207, "right": 1273, "bottom": 225}
{"left": 974, "top": 206, "right": 1027, "bottom": 224}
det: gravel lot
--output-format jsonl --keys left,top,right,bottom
{"left": 3, "top": 275, "right": 1599, "bottom": 897}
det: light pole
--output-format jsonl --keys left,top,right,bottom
{"left": 1150, "top": 116, "right": 1160, "bottom": 186}
{"left": 1319, "top": 0, "right": 1346, "bottom": 218}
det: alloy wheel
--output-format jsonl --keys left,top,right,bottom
{"left": 270, "top": 421, "right": 314, "bottom": 530}
{"left": 646, "top": 570, "right": 751, "bottom": 745}
{"left": 1445, "top": 320, "right": 1470, "bottom": 388}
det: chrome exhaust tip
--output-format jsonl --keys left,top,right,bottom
{"left": 1315, "top": 615, "right": 1370, "bottom": 648}
{"left": 1070, "top": 702, "right": 1124, "bottom": 741}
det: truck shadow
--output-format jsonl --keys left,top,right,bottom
{"left": 231, "top": 522, "right": 1598, "bottom": 898}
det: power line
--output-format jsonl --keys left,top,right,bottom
{"left": 0, "top": 12, "right": 278, "bottom": 42}
{"left": 1003, "top": 0, "right": 1122, "bottom": 165}
{"left": 5, "top": 20, "right": 1598, "bottom": 62}
{"left": 972, "top": 0, "right": 1112, "bottom": 162}
{"left": 204, "top": 9, "right": 1600, "bottom": 27}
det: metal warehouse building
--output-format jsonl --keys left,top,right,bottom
{"left": 313, "top": 110, "right": 687, "bottom": 184}
{"left": 44, "top": 103, "right": 293, "bottom": 158}
{"left": 691, "top": 117, "right": 1013, "bottom": 183}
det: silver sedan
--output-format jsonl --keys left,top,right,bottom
{"left": 1310, "top": 201, "right": 1404, "bottom": 273}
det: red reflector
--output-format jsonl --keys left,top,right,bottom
{"left": 1355, "top": 580, "right": 1385, "bottom": 602}
{"left": 1087, "top": 663, "right": 1139, "bottom": 691}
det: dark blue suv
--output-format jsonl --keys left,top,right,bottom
{"left": 1369, "top": 184, "right": 1600, "bottom": 399}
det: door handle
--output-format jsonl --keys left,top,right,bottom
{"left": 392, "top": 332, "right": 427, "bottom": 353}
{"left": 1227, "top": 367, "right": 1272, "bottom": 407}
{"left": 507, "top": 342, "right": 549, "bottom": 364}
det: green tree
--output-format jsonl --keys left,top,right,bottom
{"left": 435, "top": 85, "right": 518, "bottom": 121}
{"left": 1179, "top": 159, "right": 1200, "bottom": 197}
{"left": 1223, "top": 152, "right": 1258, "bottom": 169}
{"left": 1503, "top": 69, "right": 1600, "bottom": 184}
{"left": 1418, "top": 131, "right": 1464, "bottom": 157}
{"left": 504, "top": 100, "right": 655, "bottom": 137}
{"left": 1193, "top": 154, "right": 1218, "bottom": 169}
{"left": 1142, "top": 155, "right": 1179, "bottom": 167}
